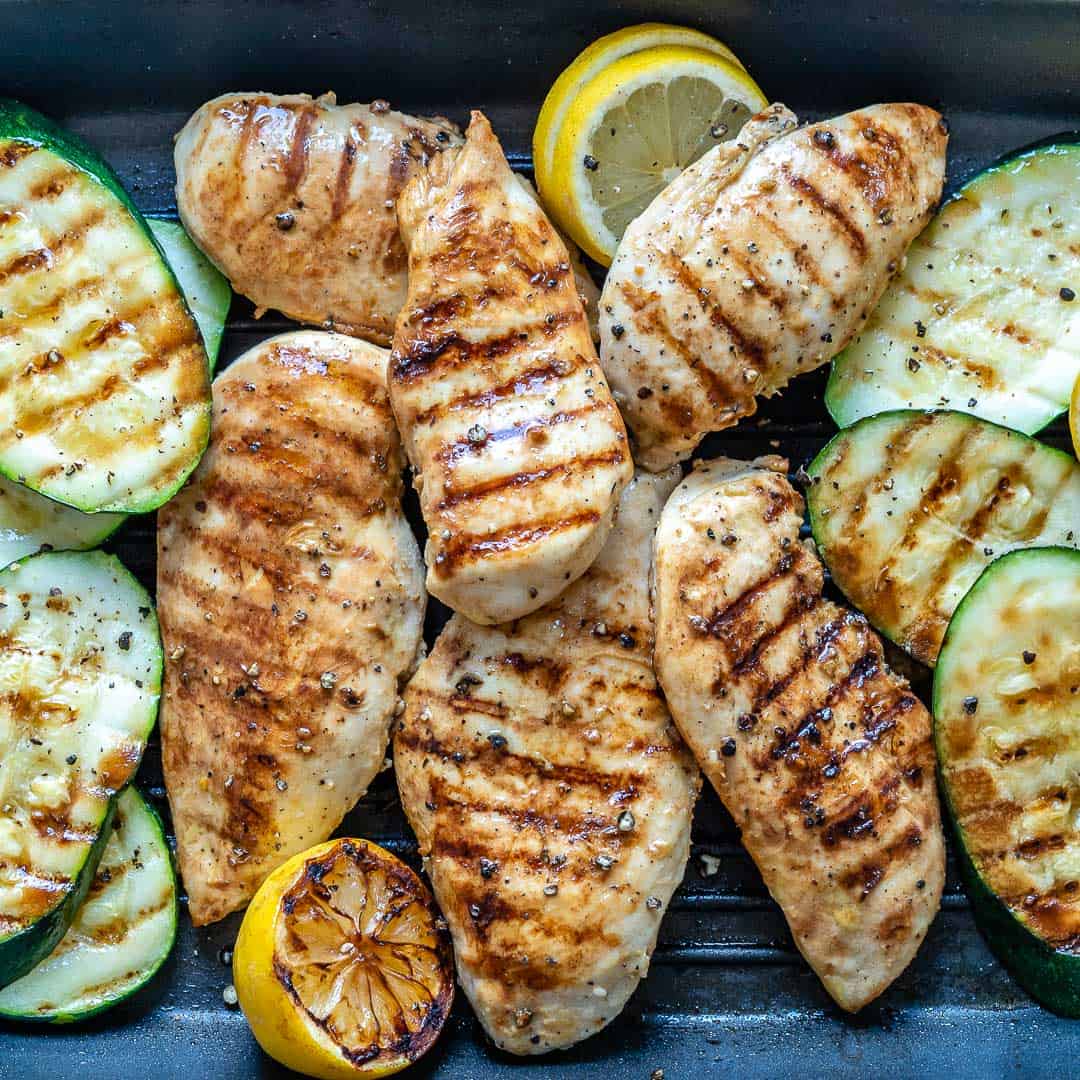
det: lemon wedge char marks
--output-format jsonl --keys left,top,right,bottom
{"left": 550, "top": 46, "right": 768, "bottom": 264}
{"left": 275, "top": 843, "right": 450, "bottom": 1065}
{"left": 235, "top": 838, "right": 453, "bottom": 1080}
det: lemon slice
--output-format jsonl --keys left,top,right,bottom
{"left": 533, "top": 23, "right": 745, "bottom": 188}
{"left": 233, "top": 839, "right": 454, "bottom": 1080}
{"left": 546, "top": 44, "right": 768, "bottom": 265}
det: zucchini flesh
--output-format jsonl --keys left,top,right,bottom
{"left": 0, "top": 218, "right": 228, "bottom": 568}
{"left": 934, "top": 547, "right": 1080, "bottom": 1015}
{"left": 0, "top": 550, "right": 161, "bottom": 988}
{"left": 806, "top": 410, "right": 1080, "bottom": 666}
{"left": 0, "top": 99, "right": 211, "bottom": 513}
{"left": 146, "top": 218, "right": 230, "bottom": 371}
{"left": 0, "top": 786, "right": 176, "bottom": 1021}
{"left": 826, "top": 141, "right": 1080, "bottom": 434}
{"left": 0, "top": 472, "right": 124, "bottom": 569}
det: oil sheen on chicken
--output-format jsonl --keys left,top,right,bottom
{"left": 390, "top": 111, "right": 631, "bottom": 624}
{"left": 652, "top": 457, "right": 943, "bottom": 1010}
{"left": 600, "top": 103, "right": 947, "bottom": 469}
{"left": 395, "top": 470, "right": 699, "bottom": 1052}
{"left": 157, "top": 331, "right": 425, "bottom": 924}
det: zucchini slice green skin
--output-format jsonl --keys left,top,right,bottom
{"left": 146, "top": 218, "right": 231, "bottom": 371}
{"left": 934, "top": 547, "right": 1080, "bottom": 1015}
{"left": 0, "top": 217, "right": 229, "bottom": 569}
{"left": 826, "top": 138, "right": 1080, "bottom": 435}
{"left": 0, "top": 472, "right": 125, "bottom": 570}
{"left": 0, "top": 550, "right": 162, "bottom": 989}
{"left": 0, "top": 786, "right": 177, "bottom": 1023}
{"left": 0, "top": 99, "right": 211, "bottom": 514}
{"left": 806, "top": 409, "right": 1080, "bottom": 666}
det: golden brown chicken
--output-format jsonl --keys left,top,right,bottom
{"left": 157, "top": 331, "right": 425, "bottom": 924}
{"left": 174, "top": 92, "right": 461, "bottom": 345}
{"left": 389, "top": 111, "right": 632, "bottom": 624}
{"left": 600, "top": 103, "right": 948, "bottom": 469}
{"left": 652, "top": 457, "right": 943, "bottom": 1010}
{"left": 395, "top": 470, "right": 699, "bottom": 1053}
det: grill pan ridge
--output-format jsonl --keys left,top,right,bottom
{"left": 1, "top": 2, "right": 1078, "bottom": 1076}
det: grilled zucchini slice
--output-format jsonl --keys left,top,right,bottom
{"left": 0, "top": 99, "right": 211, "bottom": 513}
{"left": 934, "top": 547, "right": 1080, "bottom": 1015}
{"left": 826, "top": 139, "right": 1080, "bottom": 434}
{"left": 146, "top": 218, "right": 230, "bottom": 371}
{"left": 0, "top": 786, "right": 176, "bottom": 1022}
{"left": 0, "top": 473, "right": 125, "bottom": 570}
{"left": 0, "top": 218, "right": 228, "bottom": 569}
{"left": 806, "top": 410, "right": 1080, "bottom": 666}
{"left": 0, "top": 550, "right": 161, "bottom": 989}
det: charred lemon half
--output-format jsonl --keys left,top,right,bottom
{"left": 233, "top": 838, "right": 454, "bottom": 1079}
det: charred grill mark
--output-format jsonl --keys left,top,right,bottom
{"left": 1010, "top": 891, "right": 1080, "bottom": 951}
{"left": 331, "top": 133, "right": 358, "bottom": 221}
{"left": 752, "top": 213, "right": 834, "bottom": 295}
{"left": 435, "top": 401, "right": 608, "bottom": 467}
{"left": 437, "top": 450, "right": 626, "bottom": 512}
{"left": 664, "top": 249, "right": 769, "bottom": 392}
{"left": 83, "top": 315, "right": 135, "bottom": 350}
{"left": 0, "top": 140, "right": 38, "bottom": 169}
{"left": 29, "top": 168, "right": 73, "bottom": 201}
{"left": 401, "top": 724, "right": 642, "bottom": 798}
{"left": 0, "top": 246, "right": 54, "bottom": 285}
{"left": 750, "top": 614, "right": 848, "bottom": 715}
{"left": 435, "top": 510, "right": 602, "bottom": 575}
{"left": 412, "top": 358, "right": 569, "bottom": 426}
{"left": 498, "top": 651, "right": 568, "bottom": 691}
{"left": 782, "top": 164, "right": 868, "bottom": 256}
{"left": 830, "top": 411, "right": 935, "bottom": 543}
{"left": 0, "top": 326, "right": 202, "bottom": 450}
{"left": 702, "top": 552, "right": 798, "bottom": 637}
{"left": 285, "top": 106, "right": 317, "bottom": 191}
{"left": 807, "top": 126, "right": 908, "bottom": 213}
{"left": 724, "top": 244, "right": 785, "bottom": 310}
{"left": 731, "top": 585, "right": 821, "bottom": 675}
{"left": 873, "top": 422, "right": 983, "bottom": 637}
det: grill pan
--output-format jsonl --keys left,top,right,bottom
{"left": 2, "top": 1, "right": 1078, "bottom": 1076}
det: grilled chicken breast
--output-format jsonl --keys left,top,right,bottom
{"left": 157, "top": 330, "right": 425, "bottom": 924}
{"left": 600, "top": 103, "right": 948, "bottom": 469}
{"left": 390, "top": 111, "right": 632, "bottom": 624}
{"left": 395, "top": 469, "right": 699, "bottom": 1053}
{"left": 174, "top": 92, "right": 461, "bottom": 345}
{"left": 652, "top": 457, "right": 943, "bottom": 1010}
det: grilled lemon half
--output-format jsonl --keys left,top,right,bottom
{"left": 233, "top": 838, "right": 454, "bottom": 1080}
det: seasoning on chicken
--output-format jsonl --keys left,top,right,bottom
{"left": 600, "top": 103, "right": 948, "bottom": 469}
{"left": 174, "top": 92, "right": 461, "bottom": 345}
{"left": 395, "top": 470, "right": 700, "bottom": 1052}
{"left": 157, "top": 331, "right": 425, "bottom": 925}
{"left": 652, "top": 456, "right": 944, "bottom": 1010}
{"left": 389, "top": 111, "right": 632, "bottom": 624}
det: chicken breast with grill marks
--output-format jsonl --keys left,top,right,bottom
{"left": 394, "top": 469, "right": 699, "bottom": 1053}
{"left": 157, "top": 331, "right": 425, "bottom": 925}
{"left": 174, "top": 92, "right": 462, "bottom": 345}
{"left": 600, "top": 103, "right": 947, "bottom": 469}
{"left": 652, "top": 457, "right": 943, "bottom": 1010}
{"left": 389, "top": 111, "right": 632, "bottom": 625}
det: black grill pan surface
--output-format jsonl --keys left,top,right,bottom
{"left": 2, "top": 2, "right": 1078, "bottom": 1077}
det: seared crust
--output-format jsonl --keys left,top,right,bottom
{"left": 389, "top": 111, "right": 632, "bottom": 624}
{"left": 600, "top": 103, "right": 948, "bottom": 469}
{"left": 395, "top": 470, "right": 699, "bottom": 1053}
{"left": 174, "top": 92, "right": 461, "bottom": 345}
{"left": 652, "top": 458, "right": 944, "bottom": 1010}
{"left": 157, "top": 330, "right": 425, "bottom": 924}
